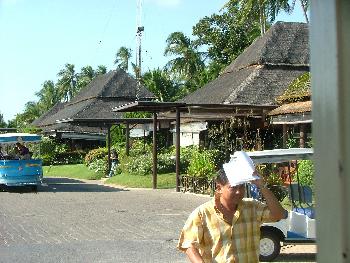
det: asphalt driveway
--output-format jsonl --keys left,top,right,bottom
{"left": 0, "top": 177, "right": 316, "bottom": 263}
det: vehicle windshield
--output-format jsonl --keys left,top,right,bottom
{"left": 0, "top": 133, "right": 41, "bottom": 160}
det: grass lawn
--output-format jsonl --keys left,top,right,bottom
{"left": 43, "top": 164, "right": 177, "bottom": 189}
{"left": 43, "top": 164, "right": 104, "bottom": 180}
{"left": 105, "top": 173, "right": 177, "bottom": 189}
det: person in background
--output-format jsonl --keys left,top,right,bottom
{"left": 177, "top": 169, "right": 287, "bottom": 263}
{"left": 15, "top": 142, "right": 31, "bottom": 160}
{"left": 108, "top": 150, "right": 119, "bottom": 177}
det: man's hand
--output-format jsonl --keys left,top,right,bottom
{"left": 186, "top": 245, "right": 204, "bottom": 263}
{"left": 251, "top": 171, "right": 287, "bottom": 221}
{"left": 251, "top": 171, "right": 265, "bottom": 189}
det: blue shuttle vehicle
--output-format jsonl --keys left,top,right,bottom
{"left": 0, "top": 133, "right": 43, "bottom": 190}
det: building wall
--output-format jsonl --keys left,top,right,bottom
{"left": 171, "top": 122, "right": 207, "bottom": 147}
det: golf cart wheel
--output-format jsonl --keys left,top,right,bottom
{"left": 259, "top": 229, "right": 281, "bottom": 262}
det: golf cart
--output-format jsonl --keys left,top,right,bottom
{"left": 0, "top": 133, "right": 43, "bottom": 191}
{"left": 231, "top": 148, "right": 315, "bottom": 261}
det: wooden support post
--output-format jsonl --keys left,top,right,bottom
{"left": 176, "top": 108, "right": 180, "bottom": 192}
{"left": 126, "top": 122, "right": 130, "bottom": 156}
{"left": 282, "top": 124, "right": 288, "bottom": 148}
{"left": 107, "top": 125, "right": 111, "bottom": 174}
{"left": 153, "top": 112, "right": 158, "bottom": 189}
{"left": 299, "top": 124, "right": 305, "bottom": 148}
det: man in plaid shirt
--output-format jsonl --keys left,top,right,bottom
{"left": 177, "top": 169, "right": 287, "bottom": 263}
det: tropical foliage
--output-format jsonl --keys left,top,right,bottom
{"left": 164, "top": 32, "right": 205, "bottom": 82}
{"left": 193, "top": 2, "right": 261, "bottom": 71}
{"left": 0, "top": 112, "right": 6, "bottom": 128}
{"left": 142, "top": 68, "right": 179, "bottom": 102}
{"left": 114, "top": 46, "right": 132, "bottom": 71}
{"left": 295, "top": 160, "right": 314, "bottom": 187}
{"left": 9, "top": 64, "right": 107, "bottom": 129}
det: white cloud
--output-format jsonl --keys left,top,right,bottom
{"left": 145, "top": 0, "right": 181, "bottom": 8}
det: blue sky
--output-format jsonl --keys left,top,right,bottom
{"left": 0, "top": 0, "right": 306, "bottom": 122}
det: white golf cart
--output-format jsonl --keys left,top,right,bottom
{"left": 232, "top": 148, "right": 315, "bottom": 261}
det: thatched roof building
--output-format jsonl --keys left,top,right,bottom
{"left": 180, "top": 22, "right": 309, "bottom": 107}
{"left": 33, "top": 69, "right": 155, "bottom": 140}
{"left": 268, "top": 72, "right": 311, "bottom": 124}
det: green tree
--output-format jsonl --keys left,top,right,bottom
{"left": 142, "top": 68, "right": 179, "bottom": 102}
{"left": 12, "top": 101, "right": 41, "bottom": 129}
{"left": 223, "top": 0, "right": 291, "bottom": 35}
{"left": 35, "top": 80, "right": 60, "bottom": 113}
{"left": 0, "top": 112, "right": 6, "bottom": 128}
{"left": 57, "top": 63, "right": 78, "bottom": 102}
{"left": 114, "top": 47, "right": 132, "bottom": 71}
{"left": 192, "top": 4, "right": 261, "bottom": 76}
{"left": 77, "top": 65, "right": 95, "bottom": 90}
{"left": 164, "top": 32, "right": 205, "bottom": 82}
{"left": 95, "top": 65, "right": 107, "bottom": 75}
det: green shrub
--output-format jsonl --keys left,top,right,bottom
{"left": 122, "top": 154, "right": 153, "bottom": 175}
{"left": 41, "top": 154, "right": 55, "bottom": 166}
{"left": 84, "top": 148, "right": 108, "bottom": 166}
{"left": 39, "top": 137, "right": 84, "bottom": 165}
{"left": 54, "top": 151, "right": 86, "bottom": 165}
{"left": 129, "top": 140, "right": 152, "bottom": 157}
{"left": 88, "top": 157, "right": 109, "bottom": 174}
{"left": 295, "top": 160, "right": 314, "bottom": 187}
{"left": 158, "top": 153, "right": 176, "bottom": 174}
{"left": 187, "top": 150, "right": 216, "bottom": 179}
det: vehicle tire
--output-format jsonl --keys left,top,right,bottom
{"left": 30, "top": 185, "right": 38, "bottom": 192}
{"left": 259, "top": 229, "right": 281, "bottom": 262}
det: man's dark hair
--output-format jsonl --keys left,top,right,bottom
{"left": 216, "top": 169, "right": 229, "bottom": 185}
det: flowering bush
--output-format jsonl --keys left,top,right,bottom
{"left": 84, "top": 148, "right": 108, "bottom": 166}
{"left": 122, "top": 154, "right": 153, "bottom": 175}
{"left": 88, "top": 157, "right": 108, "bottom": 174}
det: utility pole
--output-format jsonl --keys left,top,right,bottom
{"left": 136, "top": 0, "right": 144, "bottom": 99}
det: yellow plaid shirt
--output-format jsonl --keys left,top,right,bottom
{"left": 177, "top": 198, "right": 273, "bottom": 263}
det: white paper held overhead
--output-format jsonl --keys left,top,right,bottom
{"left": 223, "top": 151, "right": 260, "bottom": 186}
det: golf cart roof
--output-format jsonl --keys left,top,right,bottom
{"left": 239, "top": 148, "right": 313, "bottom": 164}
{"left": 0, "top": 133, "right": 42, "bottom": 144}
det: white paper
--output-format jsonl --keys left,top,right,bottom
{"left": 223, "top": 151, "right": 259, "bottom": 186}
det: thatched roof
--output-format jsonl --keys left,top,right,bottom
{"left": 180, "top": 22, "right": 309, "bottom": 106}
{"left": 275, "top": 72, "right": 311, "bottom": 104}
{"left": 33, "top": 69, "right": 155, "bottom": 136}
{"left": 268, "top": 101, "right": 311, "bottom": 116}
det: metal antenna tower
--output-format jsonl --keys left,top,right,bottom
{"left": 136, "top": 0, "right": 144, "bottom": 100}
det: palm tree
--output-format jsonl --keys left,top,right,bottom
{"left": 57, "top": 63, "right": 78, "bottom": 102}
{"left": 114, "top": 47, "right": 132, "bottom": 71}
{"left": 164, "top": 32, "right": 205, "bottom": 81}
{"left": 77, "top": 65, "right": 95, "bottom": 91}
{"left": 80, "top": 66, "right": 95, "bottom": 80}
{"left": 95, "top": 65, "right": 107, "bottom": 75}
{"left": 290, "top": 0, "right": 309, "bottom": 23}
{"left": 223, "top": 0, "right": 291, "bottom": 35}
{"left": 142, "top": 68, "right": 178, "bottom": 102}
{"left": 20, "top": 101, "right": 42, "bottom": 126}
{"left": 35, "top": 80, "right": 60, "bottom": 112}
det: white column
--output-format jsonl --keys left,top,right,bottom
{"left": 311, "top": 0, "right": 350, "bottom": 261}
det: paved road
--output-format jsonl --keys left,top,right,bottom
{"left": 0, "top": 177, "right": 316, "bottom": 263}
